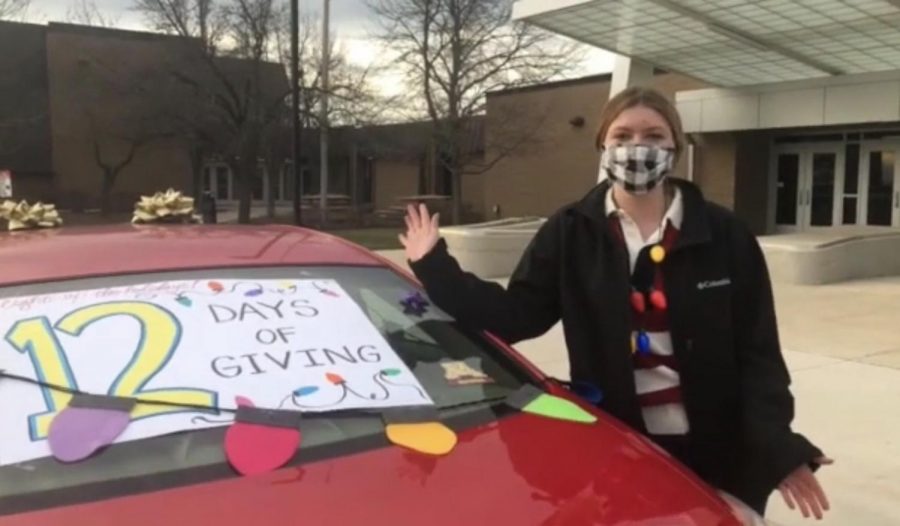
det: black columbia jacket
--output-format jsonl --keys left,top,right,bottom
{"left": 410, "top": 178, "right": 822, "bottom": 513}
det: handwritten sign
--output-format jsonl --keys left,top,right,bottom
{"left": 0, "top": 279, "right": 432, "bottom": 466}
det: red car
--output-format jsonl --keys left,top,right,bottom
{"left": 0, "top": 225, "right": 743, "bottom": 525}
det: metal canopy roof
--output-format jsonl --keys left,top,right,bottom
{"left": 513, "top": 0, "right": 900, "bottom": 87}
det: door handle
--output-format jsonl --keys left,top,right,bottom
{"left": 895, "top": 191, "right": 899, "bottom": 208}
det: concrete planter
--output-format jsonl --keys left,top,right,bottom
{"left": 760, "top": 230, "right": 900, "bottom": 285}
{"left": 440, "top": 217, "right": 546, "bottom": 279}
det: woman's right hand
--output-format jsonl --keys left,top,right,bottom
{"left": 399, "top": 203, "right": 440, "bottom": 262}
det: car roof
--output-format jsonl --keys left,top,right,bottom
{"left": 0, "top": 224, "right": 390, "bottom": 287}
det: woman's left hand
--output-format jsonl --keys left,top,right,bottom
{"left": 778, "top": 456, "right": 833, "bottom": 519}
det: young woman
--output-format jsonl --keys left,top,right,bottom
{"left": 400, "top": 87, "right": 831, "bottom": 520}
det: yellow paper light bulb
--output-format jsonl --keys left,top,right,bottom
{"left": 385, "top": 422, "right": 457, "bottom": 456}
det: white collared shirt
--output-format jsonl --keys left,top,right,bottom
{"left": 605, "top": 186, "right": 684, "bottom": 272}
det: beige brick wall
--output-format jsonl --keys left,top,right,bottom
{"left": 482, "top": 80, "right": 607, "bottom": 218}
{"left": 373, "top": 159, "right": 419, "bottom": 211}
{"left": 46, "top": 27, "right": 192, "bottom": 211}
{"left": 370, "top": 155, "right": 485, "bottom": 221}
{"left": 461, "top": 168, "right": 485, "bottom": 220}
{"left": 691, "top": 132, "right": 737, "bottom": 210}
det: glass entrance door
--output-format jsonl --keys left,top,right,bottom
{"left": 203, "top": 163, "right": 233, "bottom": 201}
{"left": 860, "top": 143, "right": 900, "bottom": 227}
{"left": 772, "top": 145, "right": 843, "bottom": 231}
{"left": 774, "top": 152, "right": 801, "bottom": 229}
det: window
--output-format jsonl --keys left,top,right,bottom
{"left": 0, "top": 266, "right": 531, "bottom": 515}
{"left": 843, "top": 143, "right": 860, "bottom": 224}
{"left": 215, "top": 166, "right": 230, "bottom": 201}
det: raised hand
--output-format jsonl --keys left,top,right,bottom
{"left": 398, "top": 203, "right": 440, "bottom": 263}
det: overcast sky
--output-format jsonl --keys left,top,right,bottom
{"left": 30, "top": 0, "right": 374, "bottom": 33}
{"left": 25, "top": 0, "right": 616, "bottom": 94}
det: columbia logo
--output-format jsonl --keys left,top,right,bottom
{"left": 697, "top": 278, "right": 731, "bottom": 290}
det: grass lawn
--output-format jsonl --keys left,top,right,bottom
{"left": 53, "top": 211, "right": 403, "bottom": 251}
{"left": 322, "top": 227, "right": 402, "bottom": 250}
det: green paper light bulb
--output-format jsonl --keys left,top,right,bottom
{"left": 522, "top": 394, "right": 597, "bottom": 424}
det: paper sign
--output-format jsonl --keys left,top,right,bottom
{"left": 0, "top": 170, "right": 10, "bottom": 198}
{"left": 0, "top": 279, "right": 432, "bottom": 466}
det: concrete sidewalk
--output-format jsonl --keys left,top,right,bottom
{"left": 378, "top": 248, "right": 900, "bottom": 525}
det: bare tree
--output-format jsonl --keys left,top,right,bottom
{"left": 133, "top": 0, "right": 225, "bottom": 54}
{"left": 89, "top": 122, "right": 156, "bottom": 216}
{"left": 134, "top": 1, "right": 385, "bottom": 223}
{"left": 273, "top": 13, "right": 392, "bottom": 129}
{"left": 0, "top": 0, "right": 29, "bottom": 20}
{"left": 75, "top": 55, "right": 176, "bottom": 215}
{"left": 133, "top": 0, "right": 288, "bottom": 224}
{"left": 369, "top": 0, "right": 580, "bottom": 223}
{"left": 67, "top": 0, "right": 120, "bottom": 26}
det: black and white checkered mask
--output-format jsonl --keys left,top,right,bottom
{"left": 599, "top": 144, "right": 675, "bottom": 195}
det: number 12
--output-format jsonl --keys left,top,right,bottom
{"left": 5, "top": 301, "right": 217, "bottom": 441}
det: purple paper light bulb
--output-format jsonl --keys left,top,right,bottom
{"left": 48, "top": 395, "right": 135, "bottom": 463}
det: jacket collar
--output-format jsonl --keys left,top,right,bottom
{"left": 573, "top": 178, "right": 712, "bottom": 249}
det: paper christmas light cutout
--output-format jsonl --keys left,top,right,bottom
{"left": 382, "top": 406, "right": 457, "bottom": 456}
{"left": 505, "top": 385, "right": 597, "bottom": 424}
{"left": 48, "top": 394, "right": 136, "bottom": 463}
{"left": 224, "top": 406, "right": 303, "bottom": 476}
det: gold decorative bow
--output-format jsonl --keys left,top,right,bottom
{"left": 132, "top": 188, "right": 199, "bottom": 224}
{"left": 0, "top": 200, "right": 63, "bottom": 231}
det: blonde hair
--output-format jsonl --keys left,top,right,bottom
{"left": 595, "top": 86, "right": 687, "bottom": 164}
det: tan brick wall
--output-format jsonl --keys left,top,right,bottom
{"left": 370, "top": 156, "right": 485, "bottom": 220}
{"left": 46, "top": 28, "right": 192, "bottom": 211}
{"left": 691, "top": 132, "right": 737, "bottom": 209}
{"left": 482, "top": 73, "right": 710, "bottom": 218}
{"left": 482, "top": 80, "right": 607, "bottom": 218}
{"left": 461, "top": 168, "right": 485, "bottom": 220}
{"left": 8, "top": 174, "right": 55, "bottom": 203}
{"left": 373, "top": 159, "right": 419, "bottom": 211}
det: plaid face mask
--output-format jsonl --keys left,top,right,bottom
{"left": 599, "top": 144, "right": 675, "bottom": 195}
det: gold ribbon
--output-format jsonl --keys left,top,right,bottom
{"left": 0, "top": 200, "right": 63, "bottom": 231}
{"left": 132, "top": 188, "right": 199, "bottom": 224}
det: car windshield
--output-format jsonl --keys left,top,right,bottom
{"left": 0, "top": 266, "right": 534, "bottom": 514}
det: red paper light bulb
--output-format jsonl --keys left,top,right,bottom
{"left": 225, "top": 418, "right": 301, "bottom": 476}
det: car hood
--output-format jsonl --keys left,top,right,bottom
{"left": 1, "top": 411, "right": 739, "bottom": 526}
